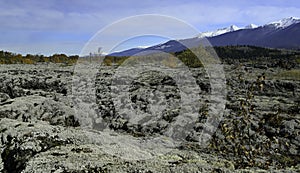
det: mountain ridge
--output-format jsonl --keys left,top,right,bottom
{"left": 109, "top": 17, "right": 300, "bottom": 56}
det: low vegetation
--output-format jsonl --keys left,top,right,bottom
{"left": 276, "top": 69, "right": 300, "bottom": 80}
{"left": 103, "top": 48, "right": 206, "bottom": 68}
{"left": 1, "top": 46, "right": 300, "bottom": 68}
{"left": 0, "top": 51, "right": 78, "bottom": 64}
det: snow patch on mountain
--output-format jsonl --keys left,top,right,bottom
{"left": 267, "top": 17, "right": 300, "bottom": 29}
{"left": 245, "top": 24, "right": 258, "bottom": 29}
{"left": 198, "top": 25, "right": 241, "bottom": 38}
{"left": 137, "top": 45, "right": 151, "bottom": 49}
{"left": 154, "top": 44, "right": 172, "bottom": 50}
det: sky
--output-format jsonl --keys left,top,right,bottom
{"left": 0, "top": 0, "right": 300, "bottom": 55}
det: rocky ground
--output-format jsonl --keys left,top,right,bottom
{"left": 0, "top": 57, "right": 299, "bottom": 172}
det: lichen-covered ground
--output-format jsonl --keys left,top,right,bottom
{"left": 0, "top": 58, "right": 299, "bottom": 172}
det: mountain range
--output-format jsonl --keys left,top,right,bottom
{"left": 110, "top": 17, "right": 300, "bottom": 56}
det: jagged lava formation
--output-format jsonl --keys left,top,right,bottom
{"left": 0, "top": 48, "right": 299, "bottom": 172}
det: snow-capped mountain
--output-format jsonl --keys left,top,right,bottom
{"left": 198, "top": 25, "right": 241, "bottom": 38}
{"left": 198, "top": 17, "right": 300, "bottom": 38}
{"left": 266, "top": 17, "right": 300, "bottom": 29}
{"left": 110, "top": 17, "right": 300, "bottom": 56}
{"left": 208, "top": 17, "right": 300, "bottom": 49}
{"left": 198, "top": 24, "right": 259, "bottom": 38}
{"left": 244, "top": 24, "right": 258, "bottom": 29}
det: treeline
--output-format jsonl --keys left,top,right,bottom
{"left": 2, "top": 45, "right": 300, "bottom": 66}
{"left": 214, "top": 46, "right": 300, "bottom": 67}
{"left": 0, "top": 51, "right": 78, "bottom": 64}
{"left": 214, "top": 45, "right": 300, "bottom": 60}
{"left": 103, "top": 45, "right": 300, "bottom": 68}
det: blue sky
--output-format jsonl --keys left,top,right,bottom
{"left": 0, "top": 0, "right": 299, "bottom": 55}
